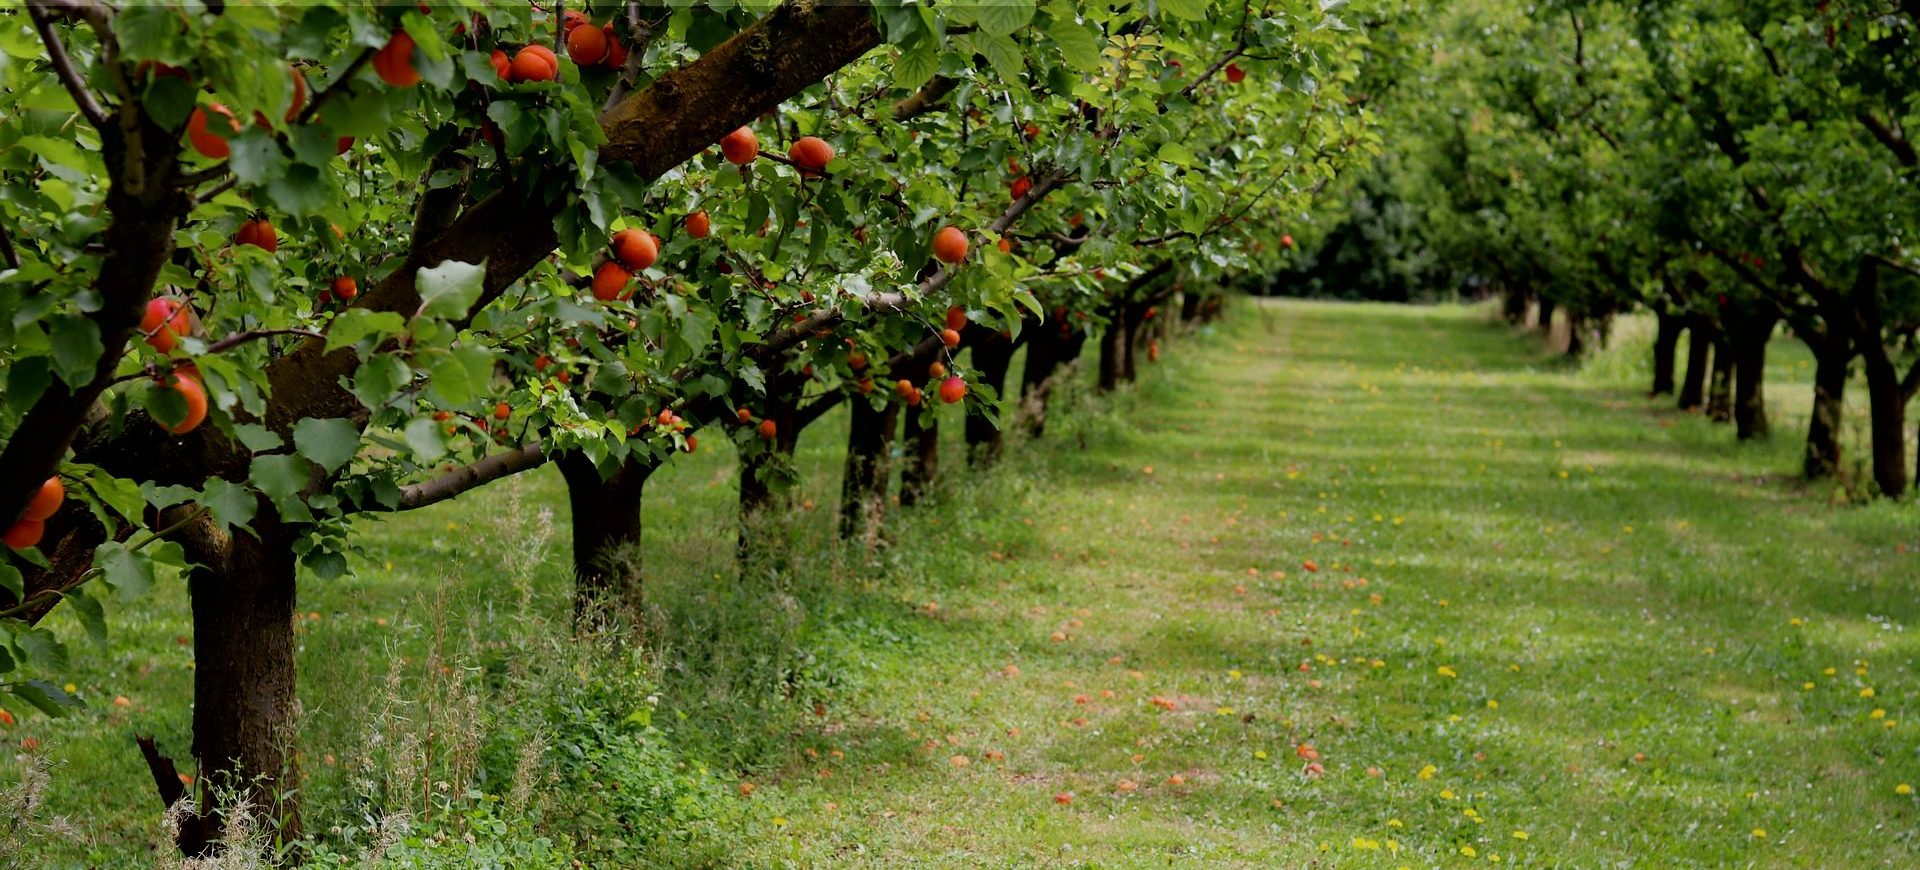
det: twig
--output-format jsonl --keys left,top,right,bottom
{"left": 27, "top": 3, "right": 109, "bottom": 129}
{"left": 204, "top": 327, "right": 324, "bottom": 355}
{"left": 296, "top": 47, "right": 374, "bottom": 125}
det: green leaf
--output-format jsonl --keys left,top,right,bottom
{"left": 64, "top": 588, "right": 107, "bottom": 648}
{"left": 94, "top": 540, "right": 156, "bottom": 602}
{"left": 84, "top": 469, "right": 146, "bottom": 523}
{"left": 18, "top": 135, "right": 94, "bottom": 173}
{"left": 979, "top": 34, "right": 1026, "bottom": 84}
{"left": 1157, "top": 141, "right": 1196, "bottom": 166}
{"left": 292, "top": 417, "right": 361, "bottom": 473}
{"left": 351, "top": 355, "right": 410, "bottom": 408}
{"left": 0, "top": 564, "right": 22, "bottom": 600}
{"left": 13, "top": 627, "right": 68, "bottom": 671}
{"left": 201, "top": 478, "right": 258, "bottom": 534}
{"left": 249, "top": 455, "right": 313, "bottom": 507}
{"left": 894, "top": 40, "right": 940, "bottom": 92}
{"left": 47, "top": 315, "right": 104, "bottom": 388}
{"left": 324, "top": 309, "right": 408, "bottom": 353}
{"left": 1045, "top": 15, "right": 1101, "bottom": 71}
{"left": 264, "top": 163, "right": 332, "bottom": 216}
{"left": 5, "top": 356, "right": 51, "bottom": 415}
{"left": 1158, "top": 0, "right": 1211, "bottom": 21}
{"left": 403, "top": 417, "right": 448, "bottom": 462}
{"left": 427, "top": 351, "right": 477, "bottom": 404}
{"left": 228, "top": 132, "right": 288, "bottom": 186}
{"left": 231, "top": 423, "right": 285, "bottom": 453}
{"left": 11, "top": 680, "right": 84, "bottom": 717}
{"left": 975, "top": 0, "right": 1036, "bottom": 37}
{"left": 417, "top": 259, "right": 487, "bottom": 320}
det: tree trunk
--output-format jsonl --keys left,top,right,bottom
{"left": 557, "top": 452, "right": 653, "bottom": 619}
{"left": 1679, "top": 313, "right": 1716, "bottom": 411}
{"left": 185, "top": 509, "right": 301, "bottom": 851}
{"left": 1097, "top": 313, "right": 1126, "bottom": 392}
{"left": 1731, "top": 313, "right": 1777, "bottom": 440}
{"left": 1536, "top": 297, "right": 1557, "bottom": 337}
{"left": 1804, "top": 344, "right": 1851, "bottom": 480}
{"left": 1565, "top": 313, "right": 1586, "bottom": 358}
{"left": 1861, "top": 352, "right": 1910, "bottom": 499}
{"left": 738, "top": 381, "right": 801, "bottom": 561}
{"left": 1650, "top": 310, "right": 1683, "bottom": 396}
{"left": 1121, "top": 303, "right": 1142, "bottom": 384}
{"left": 1501, "top": 283, "right": 1530, "bottom": 325}
{"left": 1707, "top": 328, "right": 1735, "bottom": 423}
{"left": 1180, "top": 289, "right": 1204, "bottom": 323}
{"left": 898, "top": 402, "right": 938, "bottom": 507}
{"left": 1019, "top": 319, "right": 1063, "bottom": 438}
{"left": 839, "top": 397, "right": 899, "bottom": 540}
{"left": 965, "top": 327, "right": 1016, "bottom": 467}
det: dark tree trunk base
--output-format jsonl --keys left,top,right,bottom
{"left": 1651, "top": 310, "right": 1683, "bottom": 396}
{"left": 558, "top": 452, "right": 653, "bottom": 622}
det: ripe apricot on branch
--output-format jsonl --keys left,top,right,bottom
{"left": 758, "top": 419, "right": 777, "bottom": 440}
{"left": 22, "top": 477, "right": 64, "bottom": 523}
{"left": 592, "top": 261, "right": 633, "bottom": 301}
{"left": 566, "top": 21, "right": 608, "bottom": 64}
{"left": 155, "top": 372, "right": 209, "bottom": 435}
{"left": 721, "top": 127, "right": 759, "bottom": 165}
{"left": 611, "top": 228, "right": 658, "bottom": 271}
{"left": 511, "top": 45, "right": 559, "bottom": 83}
{"left": 945, "top": 306, "right": 968, "bottom": 331}
{"left": 373, "top": 31, "right": 422, "bottom": 88}
{"left": 489, "top": 49, "right": 511, "bottom": 81}
{"left": 141, "top": 298, "right": 192, "bottom": 353}
{"left": 3, "top": 520, "right": 44, "bottom": 551}
{"left": 685, "top": 211, "right": 710, "bottom": 239}
{"left": 1225, "top": 63, "right": 1246, "bottom": 84}
{"left": 235, "top": 219, "right": 278, "bottom": 252}
{"left": 494, "top": 402, "right": 511, "bottom": 420}
{"left": 928, "top": 361, "right": 947, "bottom": 379}
{"left": 789, "top": 136, "right": 834, "bottom": 175}
{"left": 848, "top": 351, "right": 868, "bottom": 371}
{"left": 940, "top": 328, "right": 961, "bottom": 348}
{"left": 186, "top": 105, "right": 240, "bottom": 159}
{"left": 938, "top": 376, "right": 966, "bottom": 405}
{"left": 330, "top": 277, "right": 358, "bottom": 301}
{"left": 932, "top": 226, "right": 968, "bottom": 264}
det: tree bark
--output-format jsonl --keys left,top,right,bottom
{"left": 898, "top": 402, "right": 939, "bottom": 507}
{"left": 1678, "top": 313, "right": 1716, "bottom": 411}
{"left": 738, "top": 378, "right": 801, "bottom": 560}
{"left": 1121, "top": 303, "right": 1143, "bottom": 384}
{"left": 1097, "top": 312, "right": 1126, "bottom": 392}
{"left": 1180, "top": 289, "right": 1204, "bottom": 323}
{"left": 1565, "top": 313, "right": 1587, "bottom": 358}
{"left": 557, "top": 452, "right": 653, "bottom": 620}
{"left": 1730, "top": 311, "right": 1778, "bottom": 440}
{"left": 1501, "top": 283, "right": 1530, "bottom": 325}
{"left": 182, "top": 508, "right": 300, "bottom": 851}
{"left": 839, "top": 398, "right": 899, "bottom": 540}
{"left": 1804, "top": 344, "right": 1851, "bottom": 479}
{"left": 1862, "top": 354, "right": 1910, "bottom": 499}
{"left": 1707, "top": 327, "right": 1735, "bottom": 423}
{"left": 1650, "top": 310, "right": 1683, "bottom": 396}
{"left": 1020, "top": 318, "right": 1065, "bottom": 438}
{"left": 964, "top": 326, "right": 1016, "bottom": 467}
{"left": 1536, "top": 297, "right": 1557, "bottom": 337}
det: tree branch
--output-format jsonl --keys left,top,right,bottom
{"left": 27, "top": 2, "right": 109, "bottom": 129}
{"left": 891, "top": 76, "right": 957, "bottom": 120}
{"left": 386, "top": 442, "right": 549, "bottom": 512}
{"left": 1858, "top": 109, "right": 1918, "bottom": 168}
{"left": 203, "top": 328, "right": 323, "bottom": 355}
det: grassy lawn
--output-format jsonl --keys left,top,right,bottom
{"left": 7, "top": 299, "right": 1918, "bottom": 867}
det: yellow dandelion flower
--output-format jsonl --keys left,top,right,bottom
{"left": 1557, "top": 470, "right": 1569, "bottom": 479}
{"left": 1802, "top": 682, "right": 1815, "bottom": 690}
{"left": 1822, "top": 667, "right": 1837, "bottom": 676}
{"left": 1487, "top": 699, "right": 1500, "bottom": 710}
{"left": 1216, "top": 706, "right": 1235, "bottom": 715}
{"left": 1461, "top": 846, "right": 1478, "bottom": 858}
{"left": 1871, "top": 709, "right": 1887, "bottom": 720}
{"left": 1751, "top": 829, "right": 1766, "bottom": 839}
{"left": 1228, "top": 669, "right": 1242, "bottom": 680}
{"left": 1440, "top": 789, "right": 1456, "bottom": 800}
{"left": 1512, "top": 831, "right": 1530, "bottom": 841}
{"left": 1254, "top": 750, "right": 1269, "bottom": 760}
{"left": 1437, "top": 665, "right": 1458, "bottom": 678}
{"left": 1861, "top": 687, "right": 1876, "bottom": 699}
{"left": 1788, "top": 617, "right": 1804, "bottom": 627}
{"left": 1417, "top": 765, "right": 1437, "bottom": 780}
{"left": 1896, "top": 784, "right": 1913, "bottom": 796}
{"left": 1885, "top": 720, "right": 1899, "bottom": 729}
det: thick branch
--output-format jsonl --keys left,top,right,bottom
{"left": 1858, "top": 109, "right": 1919, "bottom": 168}
{"left": 388, "top": 442, "right": 548, "bottom": 511}
{"left": 892, "top": 76, "right": 957, "bottom": 120}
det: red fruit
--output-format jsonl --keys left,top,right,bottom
{"left": 611, "top": 228, "right": 658, "bottom": 271}
{"left": 3, "top": 520, "right": 44, "bottom": 550}
{"left": 331, "top": 276, "right": 358, "bottom": 301}
{"left": 1023, "top": 123, "right": 1040, "bottom": 139}
{"left": 847, "top": 351, "right": 867, "bottom": 371}
{"left": 758, "top": 419, "right": 777, "bottom": 440}
{"left": 997, "top": 238, "right": 1012, "bottom": 253}
{"left": 945, "top": 306, "right": 968, "bottom": 331}
{"left": 337, "top": 136, "right": 355, "bottom": 155}
{"left": 683, "top": 435, "right": 698, "bottom": 453}
{"left": 1225, "top": 63, "right": 1246, "bottom": 84}
{"left": 556, "top": 371, "right": 571, "bottom": 384}
{"left": 511, "top": 46, "right": 559, "bottom": 83}
{"left": 1011, "top": 176, "right": 1032, "bottom": 200}
{"left": 932, "top": 226, "right": 968, "bottom": 264}
{"left": 736, "top": 407, "right": 754, "bottom": 423}
{"left": 720, "top": 127, "right": 758, "bottom": 165}
{"left": 186, "top": 105, "right": 240, "bottom": 159}
{"left": 1281, "top": 233, "right": 1295, "bottom": 249}
{"left": 562, "top": 10, "right": 589, "bottom": 32}
{"left": 141, "top": 298, "right": 192, "bottom": 353}
{"left": 235, "top": 219, "right": 278, "bottom": 253}
{"left": 494, "top": 401, "right": 510, "bottom": 420}
{"left": 1148, "top": 341, "right": 1161, "bottom": 362}
{"left": 940, "top": 328, "right": 961, "bottom": 348}
{"left": 592, "top": 261, "right": 633, "bottom": 301}
{"left": 566, "top": 20, "right": 608, "bottom": 64}
{"left": 685, "top": 211, "right": 710, "bottom": 239}
{"left": 432, "top": 411, "right": 452, "bottom": 421}
{"left": 857, "top": 377, "right": 874, "bottom": 394}
{"left": 895, "top": 379, "right": 914, "bottom": 398}
{"left": 155, "top": 372, "right": 208, "bottom": 435}
{"left": 928, "top": 361, "right": 947, "bottom": 379}
{"left": 21, "top": 477, "right": 64, "bottom": 523}
{"left": 789, "top": 136, "right": 834, "bottom": 175}
{"left": 938, "top": 376, "right": 966, "bottom": 405}
{"left": 489, "top": 49, "right": 511, "bottom": 81}
{"left": 283, "top": 66, "right": 308, "bottom": 123}
{"left": 535, "top": 355, "right": 553, "bottom": 371}
{"left": 906, "top": 388, "right": 923, "bottom": 407}
{"left": 372, "top": 31, "right": 422, "bottom": 88}
{"left": 603, "top": 25, "right": 628, "bottom": 68}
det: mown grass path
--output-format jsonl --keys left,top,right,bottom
{"left": 739, "top": 300, "right": 1920, "bottom": 867}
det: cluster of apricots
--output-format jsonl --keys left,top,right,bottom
{"left": 2, "top": 477, "right": 64, "bottom": 550}
{"left": 135, "top": 301, "right": 211, "bottom": 435}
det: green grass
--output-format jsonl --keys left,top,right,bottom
{"left": 6, "top": 299, "right": 1919, "bottom": 867}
